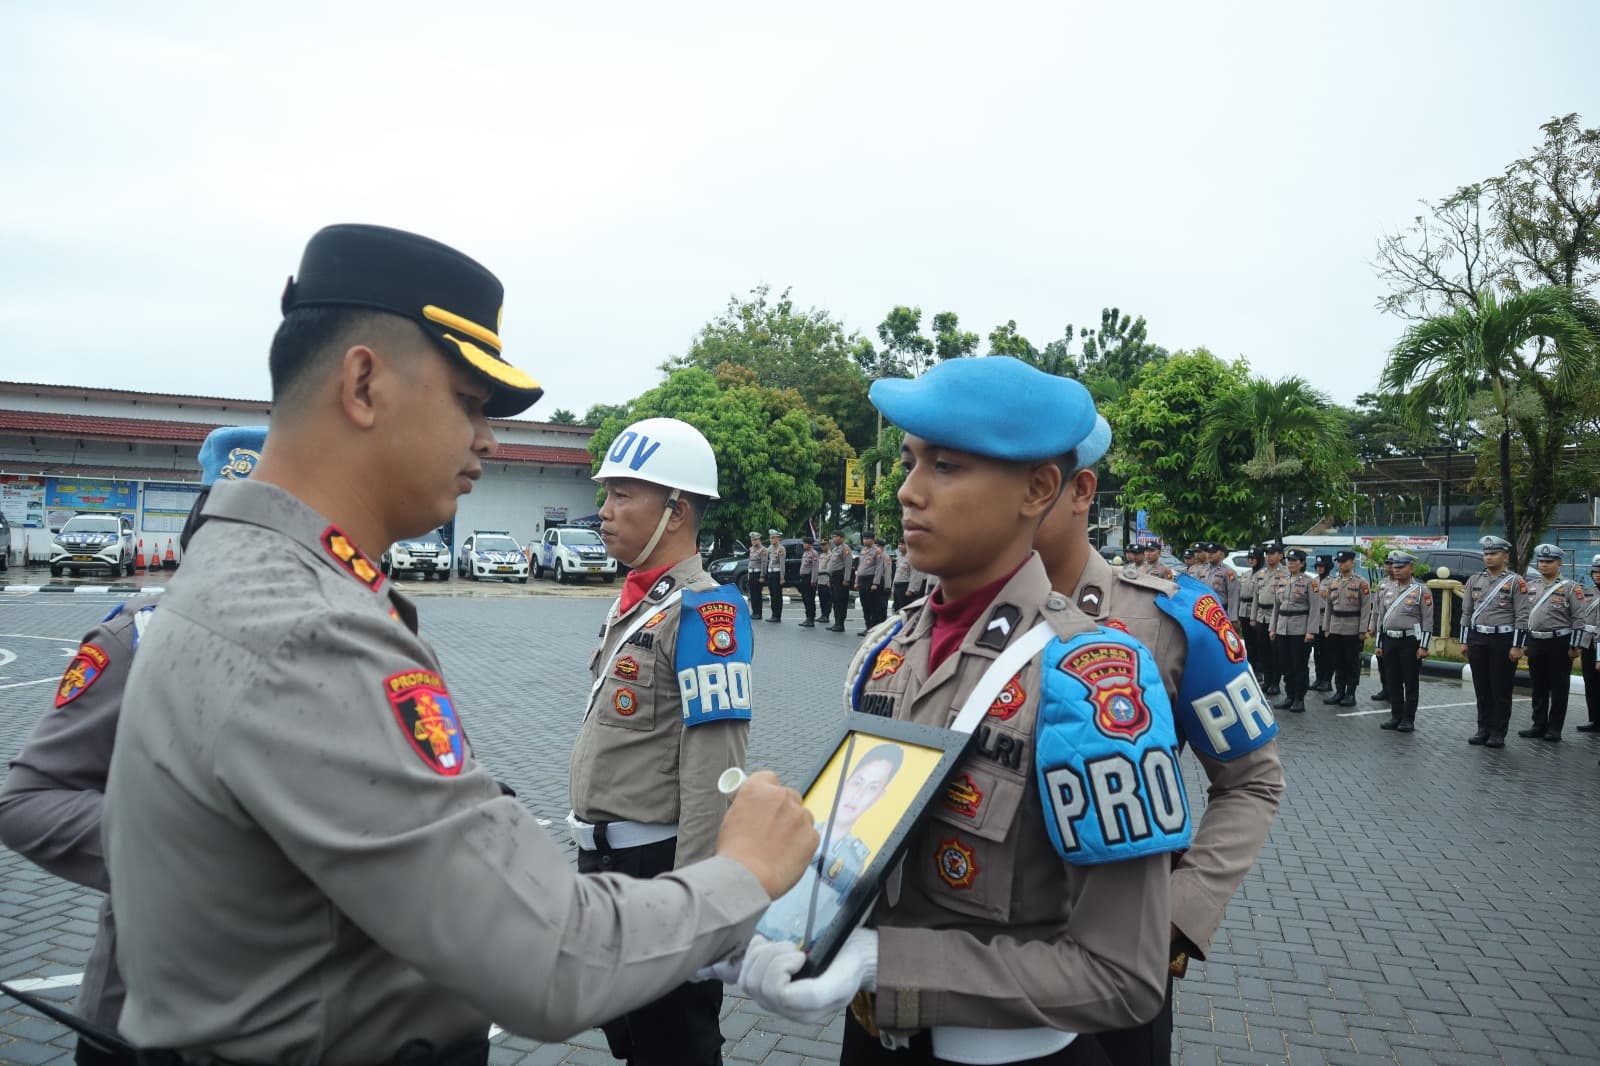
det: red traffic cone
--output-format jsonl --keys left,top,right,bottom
{"left": 147, "top": 541, "right": 162, "bottom": 572}
{"left": 135, "top": 540, "right": 146, "bottom": 572}
{"left": 163, "top": 538, "right": 178, "bottom": 570}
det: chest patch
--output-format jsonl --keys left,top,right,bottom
{"left": 987, "top": 674, "right": 1026, "bottom": 720}
{"left": 943, "top": 773, "right": 985, "bottom": 819}
{"left": 385, "top": 669, "right": 465, "bottom": 776}
{"left": 613, "top": 687, "right": 638, "bottom": 716}
{"left": 614, "top": 656, "right": 640, "bottom": 680}
{"left": 936, "top": 837, "right": 979, "bottom": 890}
{"left": 871, "top": 647, "right": 905, "bottom": 681}
{"left": 1057, "top": 643, "right": 1152, "bottom": 742}
{"left": 57, "top": 644, "right": 110, "bottom": 708}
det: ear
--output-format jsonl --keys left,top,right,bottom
{"left": 1067, "top": 467, "right": 1097, "bottom": 517}
{"left": 662, "top": 492, "right": 692, "bottom": 534}
{"left": 335, "top": 345, "right": 381, "bottom": 430}
{"left": 1019, "top": 461, "right": 1065, "bottom": 519}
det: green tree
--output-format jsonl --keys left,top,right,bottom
{"left": 586, "top": 368, "right": 827, "bottom": 553}
{"left": 581, "top": 402, "right": 628, "bottom": 427}
{"left": 1381, "top": 286, "right": 1598, "bottom": 569}
{"left": 1490, "top": 113, "right": 1600, "bottom": 295}
{"left": 1196, "top": 376, "right": 1355, "bottom": 536}
{"left": 931, "top": 311, "right": 980, "bottom": 362}
{"left": 986, "top": 320, "right": 1039, "bottom": 361}
{"left": 546, "top": 408, "right": 578, "bottom": 425}
{"left": 1107, "top": 350, "right": 1269, "bottom": 549}
{"left": 1079, "top": 308, "right": 1169, "bottom": 383}
{"left": 876, "top": 306, "right": 935, "bottom": 378}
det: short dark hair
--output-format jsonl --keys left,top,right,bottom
{"left": 851, "top": 742, "right": 904, "bottom": 782}
{"left": 268, "top": 306, "right": 405, "bottom": 406}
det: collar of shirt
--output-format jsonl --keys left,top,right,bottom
{"left": 200, "top": 479, "right": 391, "bottom": 601}
{"left": 925, "top": 557, "right": 1029, "bottom": 673}
{"left": 619, "top": 560, "right": 675, "bottom": 615}
{"left": 613, "top": 551, "right": 708, "bottom": 623}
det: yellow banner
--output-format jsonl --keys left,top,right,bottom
{"left": 844, "top": 459, "right": 867, "bottom": 505}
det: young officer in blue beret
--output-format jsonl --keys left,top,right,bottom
{"left": 101, "top": 224, "right": 817, "bottom": 1064}
{"left": 0, "top": 426, "right": 266, "bottom": 1066}
{"left": 732, "top": 357, "right": 1190, "bottom": 1064}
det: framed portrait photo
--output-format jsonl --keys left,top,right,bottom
{"left": 756, "top": 712, "right": 968, "bottom": 978}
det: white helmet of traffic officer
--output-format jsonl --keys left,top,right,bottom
{"left": 593, "top": 417, "right": 720, "bottom": 566}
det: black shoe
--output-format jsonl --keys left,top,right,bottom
{"left": 1262, "top": 685, "right": 1280, "bottom": 697}
{"left": 828, "top": 625, "right": 845, "bottom": 632}
{"left": 1371, "top": 690, "right": 1391, "bottom": 702}
{"left": 1397, "top": 720, "right": 1415, "bottom": 732}
{"left": 1338, "top": 693, "right": 1356, "bottom": 707}
{"left": 1486, "top": 736, "right": 1505, "bottom": 748}
{"left": 1517, "top": 727, "right": 1546, "bottom": 739}
{"left": 1379, "top": 719, "right": 1400, "bottom": 730}
{"left": 798, "top": 620, "right": 815, "bottom": 628}
{"left": 1543, "top": 732, "right": 1561, "bottom": 742}
{"left": 1289, "top": 700, "right": 1306, "bottom": 713}
{"left": 1468, "top": 732, "right": 1489, "bottom": 745}
{"left": 1274, "top": 696, "right": 1295, "bottom": 711}
{"left": 1576, "top": 723, "right": 1600, "bottom": 733}
{"left": 1322, "top": 690, "right": 1343, "bottom": 705}
{"left": 1312, "top": 680, "right": 1332, "bottom": 692}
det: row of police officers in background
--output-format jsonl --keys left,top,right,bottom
{"left": 749, "top": 530, "right": 929, "bottom": 635}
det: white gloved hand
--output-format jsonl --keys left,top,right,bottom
{"left": 738, "top": 929, "right": 879, "bottom": 1024}
{"left": 691, "top": 953, "right": 744, "bottom": 984}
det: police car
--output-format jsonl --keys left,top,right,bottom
{"left": 456, "top": 531, "right": 529, "bottom": 583}
{"left": 385, "top": 532, "right": 453, "bottom": 581}
{"left": 49, "top": 513, "right": 136, "bottom": 577}
{"left": 535, "top": 526, "right": 617, "bottom": 584}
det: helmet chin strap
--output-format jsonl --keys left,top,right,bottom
{"left": 626, "top": 489, "right": 681, "bottom": 569}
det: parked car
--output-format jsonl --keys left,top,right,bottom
{"left": 536, "top": 526, "right": 617, "bottom": 583}
{"left": 49, "top": 513, "right": 135, "bottom": 577}
{"left": 384, "top": 532, "right": 452, "bottom": 580}
{"left": 707, "top": 538, "right": 807, "bottom": 591}
{"left": 456, "top": 531, "right": 529, "bottom": 583}
{"left": 1409, "top": 548, "right": 1485, "bottom": 581}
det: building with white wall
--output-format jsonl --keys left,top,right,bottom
{"left": 0, "top": 381, "right": 598, "bottom": 565}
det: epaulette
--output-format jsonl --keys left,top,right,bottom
{"left": 843, "top": 607, "right": 917, "bottom": 714}
{"left": 1117, "top": 566, "right": 1179, "bottom": 596}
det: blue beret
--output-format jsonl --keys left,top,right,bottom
{"left": 198, "top": 426, "right": 268, "bottom": 486}
{"left": 1072, "top": 415, "right": 1112, "bottom": 471}
{"left": 869, "top": 357, "right": 1097, "bottom": 462}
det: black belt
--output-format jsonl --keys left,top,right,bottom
{"left": 1330, "top": 610, "right": 1361, "bottom": 617}
{"left": 1278, "top": 610, "right": 1309, "bottom": 616}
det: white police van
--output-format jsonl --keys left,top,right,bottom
{"left": 456, "top": 530, "right": 529, "bottom": 583}
{"left": 536, "top": 526, "right": 617, "bottom": 584}
{"left": 49, "top": 513, "right": 136, "bottom": 577}
{"left": 385, "top": 532, "right": 452, "bottom": 581}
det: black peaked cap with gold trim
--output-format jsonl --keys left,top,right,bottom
{"left": 281, "top": 223, "right": 543, "bottom": 417}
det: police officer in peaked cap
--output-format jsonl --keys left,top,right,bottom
{"left": 102, "top": 224, "right": 817, "bottom": 1064}
{"left": 1460, "top": 534, "right": 1527, "bottom": 746}
{"left": 1579, "top": 553, "right": 1600, "bottom": 735}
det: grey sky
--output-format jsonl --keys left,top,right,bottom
{"left": 3, "top": 2, "right": 1595, "bottom": 420}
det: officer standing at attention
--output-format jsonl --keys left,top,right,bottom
{"left": 1184, "top": 545, "right": 1204, "bottom": 579}
{"left": 765, "top": 528, "right": 787, "bottom": 624}
{"left": 1237, "top": 547, "right": 1263, "bottom": 672}
{"left": 732, "top": 356, "right": 1188, "bottom": 1064}
{"left": 1142, "top": 541, "right": 1173, "bottom": 580}
{"left": 891, "top": 537, "right": 918, "bottom": 611}
{"left": 798, "top": 535, "right": 820, "bottom": 627}
{"left": 747, "top": 532, "right": 768, "bottom": 620}
{"left": 1319, "top": 550, "right": 1368, "bottom": 708}
{"left": 1579, "top": 555, "right": 1600, "bottom": 734}
{"left": 1459, "top": 535, "right": 1528, "bottom": 747}
{"left": 1370, "top": 550, "right": 1432, "bottom": 733}
{"left": 0, "top": 426, "right": 266, "bottom": 1066}
{"left": 1309, "top": 555, "right": 1335, "bottom": 692}
{"left": 855, "top": 530, "right": 889, "bottom": 634}
{"left": 1254, "top": 543, "right": 1287, "bottom": 697}
{"left": 1268, "top": 549, "right": 1320, "bottom": 713}
{"left": 825, "top": 529, "right": 853, "bottom": 632}
{"left": 572, "top": 416, "right": 759, "bottom": 1063}
{"left": 1517, "top": 543, "right": 1588, "bottom": 742}
{"left": 1123, "top": 542, "right": 1144, "bottom": 571}
{"left": 1032, "top": 416, "right": 1282, "bottom": 1066}
{"left": 101, "top": 224, "right": 817, "bottom": 1063}
{"left": 1204, "top": 542, "right": 1239, "bottom": 619}
{"left": 1366, "top": 556, "right": 1400, "bottom": 705}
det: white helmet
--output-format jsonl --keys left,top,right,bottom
{"left": 592, "top": 417, "right": 720, "bottom": 499}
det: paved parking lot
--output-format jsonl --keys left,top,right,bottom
{"left": 2, "top": 587, "right": 1598, "bottom": 1065}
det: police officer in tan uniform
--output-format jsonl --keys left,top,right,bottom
{"left": 571, "top": 416, "right": 759, "bottom": 1063}
{"left": 891, "top": 538, "right": 921, "bottom": 611}
{"left": 0, "top": 426, "right": 266, "bottom": 1066}
{"left": 855, "top": 531, "right": 889, "bottom": 634}
{"left": 1459, "top": 535, "right": 1528, "bottom": 747}
{"left": 798, "top": 536, "right": 821, "bottom": 627}
{"left": 102, "top": 224, "right": 816, "bottom": 1064}
{"left": 1517, "top": 543, "right": 1589, "bottom": 742}
{"left": 1203, "top": 542, "right": 1239, "bottom": 618}
{"left": 1269, "top": 549, "right": 1320, "bottom": 713}
{"left": 1141, "top": 541, "right": 1173, "bottom": 581}
{"left": 731, "top": 357, "right": 1195, "bottom": 1064}
{"left": 825, "top": 530, "right": 853, "bottom": 632}
{"left": 1579, "top": 555, "right": 1600, "bottom": 734}
{"left": 1319, "top": 550, "right": 1368, "bottom": 708}
{"left": 1369, "top": 551, "right": 1432, "bottom": 733}
{"left": 766, "top": 528, "right": 788, "bottom": 624}
{"left": 1254, "top": 544, "right": 1287, "bottom": 697}
{"left": 1309, "top": 555, "right": 1335, "bottom": 692}
{"left": 1237, "top": 547, "right": 1263, "bottom": 673}
{"left": 747, "top": 532, "right": 768, "bottom": 620}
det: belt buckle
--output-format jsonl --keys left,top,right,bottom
{"left": 850, "top": 990, "right": 880, "bottom": 1038}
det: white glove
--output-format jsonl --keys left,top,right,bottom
{"left": 738, "top": 929, "right": 879, "bottom": 1024}
{"left": 691, "top": 953, "right": 744, "bottom": 984}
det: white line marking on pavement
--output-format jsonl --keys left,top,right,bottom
{"left": 5, "top": 972, "right": 83, "bottom": 991}
{"left": 0, "top": 649, "right": 14, "bottom": 669}
{"left": 0, "top": 634, "right": 79, "bottom": 642}
{"left": 1338, "top": 696, "right": 1532, "bottom": 717}
{"left": 488, "top": 1025, "right": 503, "bottom": 1040}
{"left": 0, "top": 678, "right": 57, "bottom": 691}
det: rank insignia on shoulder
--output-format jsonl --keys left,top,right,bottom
{"left": 322, "top": 526, "right": 383, "bottom": 591}
{"left": 870, "top": 646, "right": 904, "bottom": 681}
{"left": 936, "top": 837, "right": 979, "bottom": 889}
{"left": 1077, "top": 585, "right": 1104, "bottom": 614}
{"left": 57, "top": 644, "right": 110, "bottom": 708}
{"left": 987, "top": 673, "right": 1025, "bottom": 720}
{"left": 385, "top": 669, "right": 465, "bottom": 776}
{"left": 976, "top": 605, "right": 1020, "bottom": 651}
{"left": 649, "top": 575, "right": 677, "bottom": 600}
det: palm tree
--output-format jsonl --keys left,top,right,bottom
{"left": 1381, "top": 286, "right": 1596, "bottom": 570}
{"left": 1197, "top": 376, "right": 1347, "bottom": 536}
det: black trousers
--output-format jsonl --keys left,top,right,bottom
{"left": 1526, "top": 636, "right": 1574, "bottom": 734}
{"left": 818, "top": 579, "right": 833, "bottom": 621}
{"left": 1274, "top": 632, "right": 1312, "bottom": 700}
{"left": 893, "top": 581, "right": 910, "bottom": 612}
{"left": 858, "top": 583, "right": 886, "bottom": 629}
{"left": 1257, "top": 622, "right": 1279, "bottom": 690}
{"left": 747, "top": 573, "right": 764, "bottom": 619}
{"left": 830, "top": 573, "right": 850, "bottom": 626}
{"left": 1327, "top": 632, "right": 1362, "bottom": 692}
{"left": 799, "top": 577, "right": 817, "bottom": 621}
{"left": 1311, "top": 631, "right": 1331, "bottom": 684}
{"left": 1092, "top": 975, "right": 1175, "bottom": 1066}
{"left": 1582, "top": 644, "right": 1600, "bottom": 725}
{"left": 576, "top": 838, "right": 724, "bottom": 1065}
{"left": 1240, "top": 614, "right": 1260, "bottom": 668}
{"left": 1379, "top": 635, "right": 1421, "bottom": 721}
{"left": 1374, "top": 643, "right": 1390, "bottom": 694}
{"left": 1467, "top": 634, "right": 1516, "bottom": 737}
{"left": 766, "top": 572, "right": 784, "bottom": 620}
{"left": 842, "top": 1012, "right": 1109, "bottom": 1066}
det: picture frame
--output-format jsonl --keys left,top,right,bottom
{"left": 756, "top": 712, "right": 969, "bottom": 978}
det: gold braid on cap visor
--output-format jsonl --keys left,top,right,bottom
{"left": 423, "top": 305, "right": 541, "bottom": 391}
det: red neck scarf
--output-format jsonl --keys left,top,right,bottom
{"left": 926, "top": 560, "right": 1027, "bottom": 673}
{"left": 619, "top": 561, "right": 676, "bottom": 615}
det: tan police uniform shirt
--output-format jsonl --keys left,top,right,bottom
{"left": 0, "top": 594, "right": 161, "bottom": 1029}
{"left": 569, "top": 553, "right": 749, "bottom": 866}
{"left": 1319, "top": 573, "right": 1369, "bottom": 636}
{"left": 824, "top": 541, "right": 852, "bottom": 578}
{"left": 1370, "top": 578, "right": 1433, "bottom": 640}
{"left": 859, "top": 555, "right": 1171, "bottom": 1033}
{"left": 1270, "top": 572, "right": 1320, "bottom": 637}
{"left": 799, "top": 546, "right": 819, "bottom": 581}
{"left": 1459, "top": 569, "right": 1529, "bottom": 641}
{"left": 1253, "top": 564, "right": 1286, "bottom": 626}
{"left": 766, "top": 541, "right": 787, "bottom": 577}
{"left": 748, "top": 542, "right": 767, "bottom": 575}
{"left": 1237, "top": 568, "right": 1258, "bottom": 622}
{"left": 1068, "top": 553, "right": 1284, "bottom": 956}
{"left": 1205, "top": 562, "right": 1240, "bottom": 618}
{"left": 857, "top": 544, "right": 888, "bottom": 588}
{"left": 1524, "top": 573, "right": 1588, "bottom": 646}
{"left": 104, "top": 481, "right": 770, "bottom": 1061}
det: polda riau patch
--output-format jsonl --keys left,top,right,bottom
{"left": 987, "top": 673, "right": 1026, "bottom": 720}
{"left": 1192, "top": 594, "right": 1246, "bottom": 663}
{"left": 613, "top": 687, "right": 638, "bottom": 716}
{"left": 696, "top": 602, "right": 738, "bottom": 657}
{"left": 385, "top": 669, "right": 465, "bottom": 776}
{"left": 322, "top": 526, "right": 384, "bottom": 590}
{"left": 1057, "top": 643, "right": 1152, "bottom": 742}
{"left": 56, "top": 644, "right": 110, "bottom": 708}
{"left": 614, "top": 656, "right": 640, "bottom": 681}
{"left": 936, "top": 837, "right": 979, "bottom": 890}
